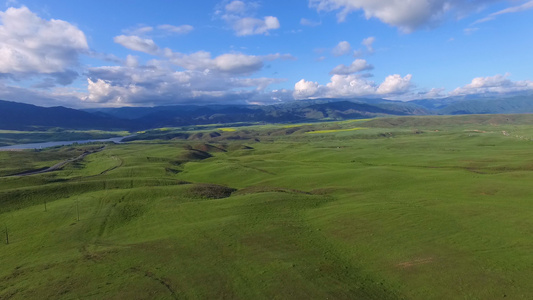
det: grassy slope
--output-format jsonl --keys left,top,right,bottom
{"left": 2, "top": 116, "right": 533, "bottom": 299}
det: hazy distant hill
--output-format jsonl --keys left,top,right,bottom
{"left": 2, "top": 95, "right": 533, "bottom": 131}
{"left": 4, "top": 99, "right": 414, "bottom": 130}
{"left": 437, "top": 96, "right": 533, "bottom": 115}
{"left": 83, "top": 100, "right": 426, "bottom": 129}
{"left": 0, "top": 100, "right": 132, "bottom": 130}
{"left": 410, "top": 95, "right": 533, "bottom": 114}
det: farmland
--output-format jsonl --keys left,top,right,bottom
{"left": 1, "top": 115, "right": 533, "bottom": 299}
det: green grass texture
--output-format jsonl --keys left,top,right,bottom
{"left": 2, "top": 115, "right": 533, "bottom": 299}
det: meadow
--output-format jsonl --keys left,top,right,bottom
{"left": 1, "top": 115, "right": 533, "bottom": 299}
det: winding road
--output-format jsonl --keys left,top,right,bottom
{"left": 7, "top": 147, "right": 105, "bottom": 177}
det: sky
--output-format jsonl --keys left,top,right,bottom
{"left": 0, "top": 0, "right": 532, "bottom": 108}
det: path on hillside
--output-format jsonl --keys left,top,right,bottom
{"left": 6, "top": 147, "right": 106, "bottom": 177}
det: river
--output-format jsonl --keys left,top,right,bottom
{"left": 0, "top": 136, "right": 131, "bottom": 151}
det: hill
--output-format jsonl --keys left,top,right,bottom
{"left": 0, "top": 100, "right": 132, "bottom": 131}
{"left": 1, "top": 99, "right": 423, "bottom": 131}
{"left": 2, "top": 94, "right": 533, "bottom": 131}
{"left": 3, "top": 116, "right": 533, "bottom": 298}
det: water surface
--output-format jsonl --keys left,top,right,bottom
{"left": 0, "top": 136, "right": 129, "bottom": 150}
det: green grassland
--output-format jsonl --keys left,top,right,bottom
{"left": 2, "top": 115, "right": 533, "bottom": 299}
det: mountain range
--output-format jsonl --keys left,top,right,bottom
{"left": 1, "top": 95, "right": 533, "bottom": 131}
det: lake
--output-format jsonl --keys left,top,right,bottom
{"left": 0, "top": 136, "right": 130, "bottom": 150}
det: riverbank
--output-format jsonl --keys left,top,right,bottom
{"left": 0, "top": 135, "right": 134, "bottom": 151}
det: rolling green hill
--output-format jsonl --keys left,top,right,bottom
{"left": 3, "top": 95, "right": 533, "bottom": 132}
{"left": 2, "top": 115, "right": 533, "bottom": 298}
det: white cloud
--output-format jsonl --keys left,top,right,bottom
{"left": 324, "top": 74, "right": 378, "bottom": 97}
{"left": 300, "top": 18, "right": 321, "bottom": 26}
{"left": 474, "top": 0, "right": 533, "bottom": 24}
{"left": 262, "top": 53, "right": 296, "bottom": 61}
{"left": 218, "top": 0, "right": 280, "bottom": 36}
{"left": 124, "top": 26, "right": 153, "bottom": 36}
{"left": 293, "top": 73, "right": 413, "bottom": 99}
{"left": 113, "top": 36, "right": 290, "bottom": 77}
{"left": 123, "top": 24, "right": 193, "bottom": 37}
{"left": 332, "top": 41, "right": 352, "bottom": 56}
{"left": 450, "top": 74, "right": 533, "bottom": 96}
{"left": 0, "top": 81, "right": 86, "bottom": 107}
{"left": 125, "top": 55, "right": 140, "bottom": 68}
{"left": 225, "top": 0, "right": 249, "bottom": 14}
{"left": 114, "top": 35, "right": 159, "bottom": 54}
{"left": 309, "top": 0, "right": 502, "bottom": 32}
{"left": 294, "top": 79, "right": 320, "bottom": 99}
{"left": 330, "top": 58, "right": 373, "bottom": 75}
{"left": 157, "top": 24, "right": 194, "bottom": 35}
{"left": 0, "top": 6, "right": 88, "bottom": 84}
{"left": 165, "top": 50, "right": 262, "bottom": 74}
{"left": 376, "top": 74, "right": 413, "bottom": 94}
{"left": 214, "top": 53, "right": 264, "bottom": 73}
{"left": 232, "top": 16, "right": 280, "bottom": 36}
{"left": 85, "top": 63, "right": 285, "bottom": 106}
{"left": 362, "top": 36, "right": 375, "bottom": 53}
{"left": 84, "top": 36, "right": 295, "bottom": 105}
{"left": 163, "top": 50, "right": 293, "bottom": 75}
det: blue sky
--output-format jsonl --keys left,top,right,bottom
{"left": 0, "top": 0, "right": 532, "bottom": 107}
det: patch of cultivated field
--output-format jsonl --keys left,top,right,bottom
{"left": 2, "top": 115, "right": 533, "bottom": 299}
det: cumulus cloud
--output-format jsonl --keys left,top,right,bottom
{"left": 474, "top": 0, "right": 533, "bottom": 24}
{"left": 293, "top": 73, "right": 413, "bottom": 99}
{"left": 376, "top": 74, "right": 413, "bottom": 94}
{"left": 294, "top": 79, "right": 320, "bottom": 99}
{"left": 163, "top": 50, "right": 293, "bottom": 75}
{"left": 332, "top": 41, "right": 352, "bottom": 56}
{"left": 85, "top": 64, "right": 285, "bottom": 106}
{"left": 450, "top": 74, "right": 533, "bottom": 96}
{"left": 113, "top": 36, "right": 292, "bottom": 76}
{"left": 0, "top": 6, "right": 88, "bottom": 84}
{"left": 309, "top": 0, "right": 503, "bottom": 32}
{"left": 114, "top": 35, "right": 159, "bottom": 54}
{"left": 330, "top": 58, "right": 373, "bottom": 75}
{"left": 324, "top": 74, "right": 378, "bottom": 97}
{"left": 0, "top": 81, "right": 87, "bottom": 107}
{"left": 217, "top": 0, "right": 280, "bottom": 36}
{"left": 157, "top": 24, "right": 194, "bottom": 35}
{"left": 214, "top": 53, "right": 264, "bottom": 73}
{"left": 165, "top": 51, "right": 262, "bottom": 74}
{"left": 232, "top": 16, "right": 280, "bottom": 36}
